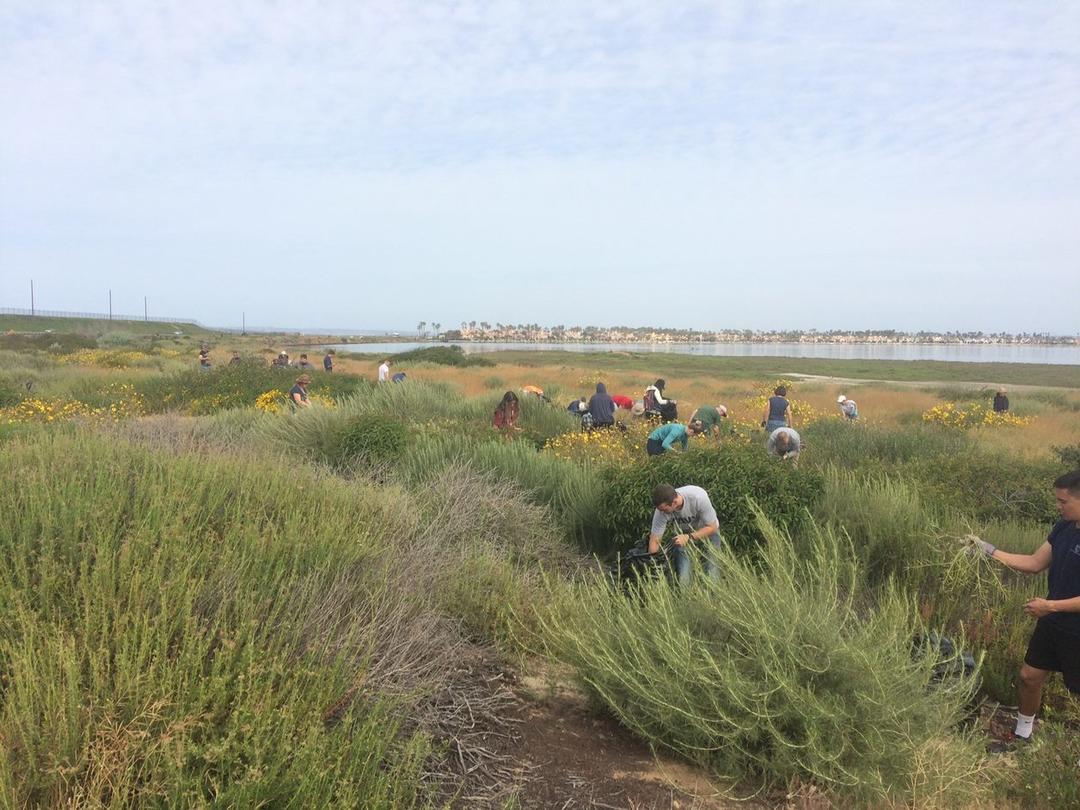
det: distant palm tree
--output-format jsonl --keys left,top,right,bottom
{"left": 432, "top": 322, "right": 441, "bottom": 336}
{"left": 417, "top": 321, "right": 426, "bottom": 337}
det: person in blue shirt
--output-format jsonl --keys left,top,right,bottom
{"left": 646, "top": 422, "right": 703, "bottom": 456}
{"left": 968, "top": 470, "right": 1080, "bottom": 750}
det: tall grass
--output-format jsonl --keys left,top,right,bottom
{"left": 0, "top": 431, "right": 514, "bottom": 806}
{"left": 537, "top": 512, "right": 989, "bottom": 807}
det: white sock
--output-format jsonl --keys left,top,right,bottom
{"left": 1014, "top": 712, "right": 1035, "bottom": 739}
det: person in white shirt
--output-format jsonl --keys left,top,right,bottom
{"left": 378, "top": 359, "right": 390, "bottom": 382}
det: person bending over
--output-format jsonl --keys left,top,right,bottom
{"left": 648, "top": 484, "right": 722, "bottom": 585}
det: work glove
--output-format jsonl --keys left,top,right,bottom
{"left": 961, "top": 534, "right": 996, "bottom": 558}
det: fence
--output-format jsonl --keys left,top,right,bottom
{"left": 0, "top": 307, "right": 199, "bottom": 325}
{"left": 0, "top": 307, "right": 406, "bottom": 337}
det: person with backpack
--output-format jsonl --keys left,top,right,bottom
{"left": 648, "top": 484, "right": 722, "bottom": 585}
{"left": 587, "top": 382, "right": 616, "bottom": 428}
{"left": 762, "top": 385, "right": 791, "bottom": 433}
{"left": 644, "top": 379, "right": 677, "bottom": 422}
{"left": 493, "top": 391, "right": 520, "bottom": 434}
{"left": 837, "top": 395, "right": 859, "bottom": 421}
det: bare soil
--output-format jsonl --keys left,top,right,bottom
{"left": 483, "top": 671, "right": 770, "bottom": 810}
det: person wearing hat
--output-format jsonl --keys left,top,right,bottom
{"left": 993, "top": 388, "right": 1010, "bottom": 413}
{"left": 274, "top": 351, "right": 290, "bottom": 368}
{"left": 290, "top": 374, "right": 312, "bottom": 409}
{"left": 688, "top": 403, "right": 729, "bottom": 438}
{"left": 837, "top": 394, "right": 859, "bottom": 421}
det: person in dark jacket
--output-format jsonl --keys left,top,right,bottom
{"left": 587, "top": 382, "right": 616, "bottom": 428}
{"left": 993, "top": 388, "right": 1010, "bottom": 413}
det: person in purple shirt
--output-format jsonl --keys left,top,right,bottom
{"left": 968, "top": 469, "right": 1080, "bottom": 750}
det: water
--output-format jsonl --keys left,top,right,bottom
{"left": 325, "top": 341, "right": 1080, "bottom": 366}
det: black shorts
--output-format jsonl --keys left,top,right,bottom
{"left": 1024, "top": 618, "right": 1080, "bottom": 694}
{"left": 646, "top": 438, "right": 664, "bottom": 456}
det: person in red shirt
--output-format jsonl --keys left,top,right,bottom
{"left": 611, "top": 394, "right": 634, "bottom": 410}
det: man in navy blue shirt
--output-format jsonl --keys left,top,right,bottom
{"left": 970, "top": 470, "right": 1080, "bottom": 747}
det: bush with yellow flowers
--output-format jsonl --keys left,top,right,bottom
{"left": 0, "top": 398, "right": 102, "bottom": 424}
{"left": 256, "top": 390, "right": 336, "bottom": 414}
{"left": 741, "top": 378, "right": 836, "bottom": 430}
{"left": 54, "top": 349, "right": 154, "bottom": 368}
{"left": 922, "top": 402, "right": 1031, "bottom": 430}
{"left": 544, "top": 420, "right": 648, "bottom": 466}
{"left": 255, "top": 390, "right": 286, "bottom": 413}
{"left": 0, "top": 382, "right": 147, "bottom": 425}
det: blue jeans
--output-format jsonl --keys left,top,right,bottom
{"left": 765, "top": 419, "right": 786, "bottom": 434}
{"left": 669, "top": 533, "right": 723, "bottom": 585}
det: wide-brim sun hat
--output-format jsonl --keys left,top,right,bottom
{"left": 296, "top": 374, "right": 311, "bottom": 384}
{"left": 717, "top": 404, "right": 728, "bottom": 417}
{"left": 837, "top": 394, "right": 847, "bottom": 403}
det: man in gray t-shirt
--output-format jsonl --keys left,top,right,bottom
{"left": 766, "top": 427, "right": 801, "bottom": 464}
{"left": 648, "top": 484, "right": 722, "bottom": 585}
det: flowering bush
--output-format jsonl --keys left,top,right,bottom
{"left": 544, "top": 421, "right": 650, "bottom": 466}
{"left": 922, "top": 402, "right": 1031, "bottom": 429}
{"left": 1, "top": 398, "right": 102, "bottom": 424}
{"left": 741, "top": 379, "right": 837, "bottom": 430}
{"left": 54, "top": 349, "right": 155, "bottom": 368}
{"left": 256, "top": 390, "right": 286, "bottom": 413}
{"left": 256, "top": 390, "right": 336, "bottom": 414}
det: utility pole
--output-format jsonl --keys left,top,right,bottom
{"left": 30, "top": 280, "right": 35, "bottom": 316}
{"left": 144, "top": 296, "right": 148, "bottom": 321}
{"left": 242, "top": 312, "right": 246, "bottom": 336}
{"left": 109, "top": 290, "right": 113, "bottom": 321}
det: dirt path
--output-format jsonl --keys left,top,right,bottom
{"left": 490, "top": 673, "right": 771, "bottom": 810}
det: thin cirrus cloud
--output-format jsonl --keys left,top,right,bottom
{"left": 1, "top": 1, "right": 1078, "bottom": 332}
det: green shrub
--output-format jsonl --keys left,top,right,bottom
{"left": 537, "top": 515, "right": 989, "bottom": 807}
{"left": 400, "top": 434, "right": 603, "bottom": 544}
{"left": 912, "top": 451, "right": 1061, "bottom": 524}
{"left": 337, "top": 414, "right": 409, "bottom": 465}
{"left": 802, "top": 420, "right": 971, "bottom": 467}
{"left": 0, "top": 332, "right": 97, "bottom": 354}
{"left": 392, "top": 345, "right": 494, "bottom": 367}
{"left": 592, "top": 443, "right": 823, "bottom": 554}
{"left": 0, "top": 433, "right": 452, "bottom": 806}
{"left": 136, "top": 364, "right": 368, "bottom": 414}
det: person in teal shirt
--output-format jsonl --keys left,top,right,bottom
{"left": 646, "top": 422, "right": 702, "bottom": 456}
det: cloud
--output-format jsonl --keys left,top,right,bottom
{"left": 1, "top": 2, "right": 1078, "bottom": 331}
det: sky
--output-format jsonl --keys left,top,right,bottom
{"left": 1, "top": 1, "right": 1079, "bottom": 334}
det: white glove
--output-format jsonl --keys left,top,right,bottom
{"left": 962, "top": 535, "right": 996, "bottom": 557}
